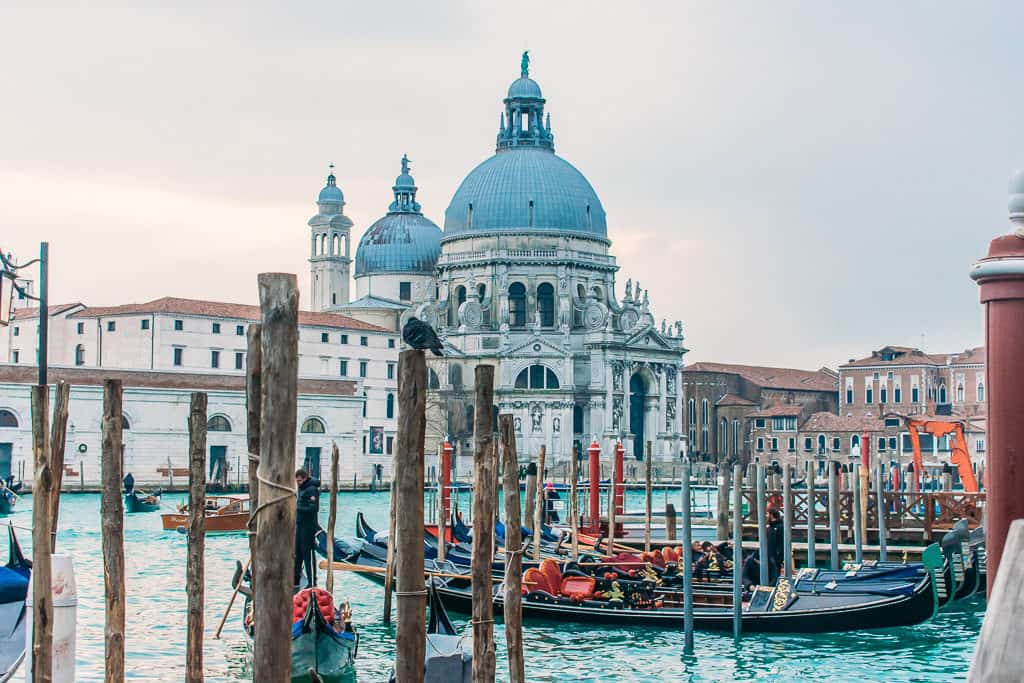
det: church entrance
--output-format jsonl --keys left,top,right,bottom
{"left": 630, "top": 374, "right": 646, "bottom": 459}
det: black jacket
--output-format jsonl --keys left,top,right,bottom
{"left": 766, "top": 520, "right": 784, "bottom": 567}
{"left": 296, "top": 478, "right": 321, "bottom": 530}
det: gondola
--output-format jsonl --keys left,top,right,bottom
{"left": 122, "top": 473, "right": 161, "bottom": 513}
{"left": 389, "top": 580, "right": 472, "bottom": 683}
{"left": 232, "top": 562, "right": 358, "bottom": 681}
{"left": 0, "top": 481, "right": 21, "bottom": 517}
{"left": 0, "top": 526, "right": 30, "bottom": 682}
{"left": 969, "top": 526, "right": 986, "bottom": 595}
{"left": 433, "top": 543, "right": 944, "bottom": 633}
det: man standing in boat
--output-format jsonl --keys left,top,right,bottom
{"left": 294, "top": 468, "right": 321, "bottom": 590}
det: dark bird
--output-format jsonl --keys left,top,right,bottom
{"left": 403, "top": 317, "right": 444, "bottom": 356}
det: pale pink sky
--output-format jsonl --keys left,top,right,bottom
{"left": 3, "top": 1, "right": 1015, "bottom": 368}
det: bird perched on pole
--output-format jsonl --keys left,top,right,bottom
{"left": 402, "top": 317, "right": 444, "bottom": 356}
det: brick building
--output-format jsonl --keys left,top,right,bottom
{"left": 681, "top": 362, "right": 838, "bottom": 464}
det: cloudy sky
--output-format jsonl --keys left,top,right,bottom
{"left": 2, "top": 2, "right": 1017, "bottom": 368}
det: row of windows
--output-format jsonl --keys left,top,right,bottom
{"left": 450, "top": 282, "right": 559, "bottom": 328}
{"left": 848, "top": 383, "right": 985, "bottom": 405}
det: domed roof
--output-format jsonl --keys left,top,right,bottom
{"left": 318, "top": 168, "right": 344, "bottom": 203}
{"left": 355, "top": 156, "right": 442, "bottom": 277}
{"left": 444, "top": 147, "right": 607, "bottom": 238}
{"left": 355, "top": 213, "right": 442, "bottom": 276}
{"left": 508, "top": 77, "right": 542, "bottom": 100}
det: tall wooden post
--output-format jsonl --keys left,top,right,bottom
{"left": 717, "top": 465, "right": 731, "bottom": 541}
{"left": 569, "top": 446, "right": 579, "bottom": 561}
{"left": 100, "top": 379, "right": 125, "bottom": 683}
{"left": 877, "top": 464, "right": 888, "bottom": 561}
{"left": 393, "top": 351, "right": 427, "bottom": 683}
{"left": 680, "top": 460, "right": 694, "bottom": 654}
{"left": 756, "top": 463, "right": 768, "bottom": 586}
{"left": 532, "top": 445, "right": 547, "bottom": 561}
{"left": 471, "top": 365, "right": 496, "bottom": 683}
{"left": 499, "top": 415, "right": 524, "bottom": 683}
{"left": 644, "top": 440, "right": 653, "bottom": 553}
{"left": 806, "top": 460, "right": 816, "bottom": 568}
{"left": 828, "top": 463, "right": 839, "bottom": 570}
{"left": 853, "top": 463, "right": 864, "bottom": 563}
{"left": 48, "top": 381, "right": 70, "bottom": 552}
{"left": 246, "top": 324, "right": 262, "bottom": 596}
{"left": 254, "top": 273, "right": 298, "bottom": 683}
{"left": 186, "top": 392, "right": 207, "bottom": 682}
{"left": 31, "top": 384, "right": 54, "bottom": 683}
{"left": 326, "top": 442, "right": 339, "bottom": 594}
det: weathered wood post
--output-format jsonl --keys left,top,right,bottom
{"left": 756, "top": 463, "right": 768, "bottom": 586}
{"left": 523, "top": 462, "right": 536, "bottom": 535}
{"left": 665, "top": 503, "right": 677, "bottom": 542}
{"left": 968, "top": 519, "right": 1024, "bottom": 681}
{"left": 31, "top": 384, "right": 54, "bottom": 683}
{"left": 644, "top": 440, "right": 653, "bottom": 553}
{"left": 680, "top": 459, "right": 694, "bottom": 655}
{"left": 828, "top": 462, "right": 839, "bottom": 570}
{"left": 246, "top": 324, "right": 262, "bottom": 595}
{"left": 394, "top": 350, "right": 427, "bottom": 683}
{"left": 326, "top": 442, "right": 339, "bottom": 594}
{"left": 732, "top": 464, "right": 743, "bottom": 641}
{"left": 806, "top": 460, "right": 816, "bottom": 568}
{"left": 254, "top": 273, "right": 298, "bottom": 683}
{"left": 471, "top": 364, "right": 497, "bottom": 682}
{"left": 186, "top": 392, "right": 207, "bottom": 682}
{"left": 383, "top": 472, "right": 397, "bottom": 623}
{"left": 717, "top": 465, "right": 731, "bottom": 541}
{"left": 499, "top": 415, "right": 524, "bottom": 683}
{"left": 532, "top": 445, "right": 547, "bottom": 561}
{"left": 100, "top": 379, "right": 125, "bottom": 683}
{"left": 877, "top": 464, "right": 888, "bottom": 561}
{"left": 782, "top": 463, "right": 793, "bottom": 577}
{"left": 569, "top": 445, "right": 579, "bottom": 561}
{"left": 48, "top": 381, "right": 70, "bottom": 552}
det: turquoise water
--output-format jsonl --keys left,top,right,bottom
{"left": 11, "top": 490, "right": 980, "bottom": 682}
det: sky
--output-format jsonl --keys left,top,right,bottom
{"left": 1, "top": 1, "right": 1018, "bottom": 369}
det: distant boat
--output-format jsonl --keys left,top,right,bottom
{"left": 0, "top": 480, "right": 22, "bottom": 517}
{"left": 161, "top": 495, "right": 250, "bottom": 534}
{"left": 123, "top": 473, "right": 161, "bottom": 513}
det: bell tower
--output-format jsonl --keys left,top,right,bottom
{"left": 308, "top": 164, "right": 353, "bottom": 311}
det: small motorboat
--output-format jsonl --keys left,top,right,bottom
{"left": 232, "top": 563, "right": 358, "bottom": 681}
{"left": 161, "top": 495, "right": 249, "bottom": 534}
{"left": 0, "top": 525, "right": 30, "bottom": 682}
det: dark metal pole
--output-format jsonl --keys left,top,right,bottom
{"left": 680, "top": 460, "right": 694, "bottom": 654}
{"left": 806, "top": 460, "right": 816, "bottom": 569}
{"left": 756, "top": 463, "right": 768, "bottom": 586}
{"left": 877, "top": 464, "right": 888, "bottom": 562}
{"left": 38, "top": 242, "right": 49, "bottom": 386}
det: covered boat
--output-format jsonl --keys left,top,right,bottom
{"left": 0, "top": 526, "right": 29, "bottom": 682}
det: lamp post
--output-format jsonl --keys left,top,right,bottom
{"left": 0, "top": 243, "right": 49, "bottom": 384}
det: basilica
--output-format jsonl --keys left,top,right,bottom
{"left": 310, "top": 55, "right": 688, "bottom": 467}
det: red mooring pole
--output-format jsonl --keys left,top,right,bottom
{"left": 587, "top": 441, "right": 601, "bottom": 532}
{"left": 441, "top": 440, "right": 453, "bottom": 526}
{"left": 614, "top": 441, "right": 625, "bottom": 520}
{"left": 969, "top": 171, "right": 1024, "bottom": 596}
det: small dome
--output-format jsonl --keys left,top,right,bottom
{"left": 508, "top": 77, "right": 542, "bottom": 100}
{"left": 394, "top": 172, "right": 415, "bottom": 188}
{"left": 318, "top": 172, "right": 343, "bottom": 203}
{"left": 1009, "top": 170, "right": 1024, "bottom": 218}
{"left": 355, "top": 213, "right": 442, "bottom": 276}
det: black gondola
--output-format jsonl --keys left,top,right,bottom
{"left": 0, "top": 526, "right": 30, "bottom": 682}
{"left": 123, "top": 473, "right": 161, "bottom": 513}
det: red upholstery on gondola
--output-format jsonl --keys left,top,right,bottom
{"left": 292, "top": 588, "right": 335, "bottom": 625}
{"left": 540, "top": 559, "right": 563, "bottom": 593}
{"left": 662, "top": 547, "right": 678, "bottom": 564}
{"left": 523, "top": 567, "right": 556, "bottom": 595}
{"left": 560, "top": 575, "right": 596, "bottom": 601}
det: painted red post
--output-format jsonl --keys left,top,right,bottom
{"left": 441, "top": 440, "right": 453, "bottom": 525}
{"left": 614, "top": 441, "right": 625, "bottom": 520}
{"left": 969, "top": 171, "right": 1024, "bottom": 595}
{"left": 587, "top": 441, "right": 601, "bottom": 532}
{"left": 861, "top": 432, "right": 870, "bottom": 470}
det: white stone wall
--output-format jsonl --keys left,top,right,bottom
{"left": 354, "top": 272, "right": 434, "bottom": 304}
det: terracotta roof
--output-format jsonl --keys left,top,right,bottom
{"left": 11, "top": 304, "right": 83, "bottom": 320}
{"left": 949, "top": 346, "right": 985, "bottom": 365}
{"left": 715, "top": 393, "right": 757, "bottom": 407}
{"left": 800, "top": 412, "right": 886, "bottom": 433}
{"left": 840, "top": 346, "right": 947, "bottom": 368}
{"left": 0, "top": 364, "right": 358, "bottom": 396}
{"left": 684, "top": 362, "right": 837, "bottom": 392}
{"left": 749, "top": 404, "right": 804, "bottom": 418}
{"left": 70, "top": 297, "right": 390, "bottom": 332}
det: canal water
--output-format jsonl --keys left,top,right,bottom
{"left": 11, "top": 490, "right": 980, "bottom": 681}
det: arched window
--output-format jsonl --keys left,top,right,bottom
{"left": 701, "top": 399, "right": 709, "bottom": 423}
{"left": 122, "top": 415, "right": 131, "bottom": 430}
{"left": 537, "top": 283, "right": 555, "bottom": 327}
{"left": 0, "top": 410, "right": 17, "bottom": 428}
{"left": 332, "top": 234, "right": 340, "bottom": 256}
{"left": 817, "top": 434, "right": 827, "bottom": 454}
{"left": 977, "top": 382, "right": 985, "bottom": 402}
{"left": 687, "top": 399, "right": 696, "bottom": 423}
{"left": 956, "top": 384, "right": 964, "bottom": 402}
{"left": 465, "top": 404, "right": 474, "bottom": 433}
{"left": 427, "top": 368, "right": 440, "bottom": 390}
{"left": 851, "top": 434, "right": 860, "bottom": 452}
{"left": 732, "top": 419, "right": 740, "bottom": 456}
{"left": 362, "top": 391, "right": 367, "bottom": 418}
{"left": 939, "top": 384, "right": 947, "bottom": 404}
{"left": 207, "top": 415, "right": 232, "bottom": 432}
{"left": 514, "top": 365, "right": 559, "bottom": 389}
{"left": 449, "top": 364, "right": 463, "bottom": 389}
{"left": 386, "top": 393, "right": 394, "bottom": 419}
{"left": 508, "top": 283, "right": 527, "bottom": 328}
{"left": 455, "top": 286, "right": 467, "bottom": 308}
{"left": 718, "top": 418, "right": 727, "bottom": 453}
{"left": 74, "top": 344, "right": 85, "bottom": 366}
{"left": 301, "top": 417, "right": 326, "bottom": 434}
{"left": 573, "top": 405, "right": 584, "bottom": 435}
{"left": 577, "top": 284, "right": 586, "bottom": 300}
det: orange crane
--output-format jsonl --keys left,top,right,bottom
{"left": 889, "top": 413, "right": 980, "bottom": 493}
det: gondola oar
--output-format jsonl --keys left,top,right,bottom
{"left": 214, "top": 558, "right": 250, "bottom": 639}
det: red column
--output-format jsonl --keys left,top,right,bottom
{"left": 614, "top": 441, "right": 625, "bottom": 519}
{"left": 588, "top": 441, "right": 601, "bottom": 532}
{"left": 971, "top": 226, "right": 1024, "bottom": 595}
{"left": 861, "top": 432, "right": 871, "bottom": 470}
{"left": 441, "top": 440, "right": 453, "bottom": 525}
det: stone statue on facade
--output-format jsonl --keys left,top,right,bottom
{"left": 624, "top": 278, "right": 632, "bottom": 301}
{"left": 514, "top": 416, "right": 522, "bottom": 433}
{"left": 552, "top": 416, "right": 561, "bottom": 433}
{"left": 634, "top": 281, "right": 641, "bottom": 302}
{"left": 674, "top": 320, "right": 683, "bottom": 337}
{"left": 531, "top": 405, "right": 543, "bottom": 432}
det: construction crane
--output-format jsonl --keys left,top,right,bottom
{"left": 886, "top": 413, "right": 980, "bottom": 493}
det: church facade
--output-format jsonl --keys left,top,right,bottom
{"left": 315, "top": 55, "right": 688, "bottom": 467}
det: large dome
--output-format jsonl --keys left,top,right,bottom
{"left": 444, "top": 147, "right": 607, "bottom": 238}
{"left": 355, "top": 213, "right": 441, "bottom": 276}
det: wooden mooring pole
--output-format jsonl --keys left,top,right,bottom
{"left": 31, "top": 384, "right": 54, "bottom": 683}
{"left": 756, "top": 463, "right": 768, "bottom": 586}
{"left": 523, "top": 462, "right": 536, "bottom": 535}
{"left": 806, "top": 460, "right": 816, "bottom": 568}
{"left": 852, "top": 463, "right": 864, "bottom": 563}
{"left": 732, "top": 464, "right": 743, "bottom": 641}
{"left": 877, "top": 464, "right": 888, "bottom": 561}
{"left": 246, "top": 324, "right": 262, "bottom": 596}
{"left": 48, "top": 381, "right": 70, "bottom": 552}
{"left": 680, "top": 459, "right": 694, "bottom": 654}
{"left": 326, "top": 442, "right": 339, "bottom": 595}
{"left": 471, "top": 364, "right": 497, "bottom": 682}
{"left": 186, "top": 392, "right": 207, "bottom": 682}
{"left": 100, "top": 379, "right": 125, "bottom": 683}
{"left": 253, "top": 273, "right": 298, "bottom": 683}
{"left": 828, "top": 463, "right": 839, "bottom": 570}
{"left": 394, "top": 350, "right": 427, "bottom": 683}
{"left": 717, "top": 465, "right": 730, "bottom": 541}
{"left": 499, "top": 415, "right": 524, "bottom": 683}
{"left": 569, "top": 446, "right": 579, "bottom": 561}
{"left": 531, "top": 445, "right": 546, "bottom": 561}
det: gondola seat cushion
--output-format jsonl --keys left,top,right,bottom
{"left": 292, "top": 588, "right": 335, "bottom": 626}
{"left": 540, "top": 559, "right": 563, "bottom": 594}
{"left": 523, "top": 567, "right": 557, "bottom": 595}
{"left": 560, "top": 575, "right": 596, "bottom": 601}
